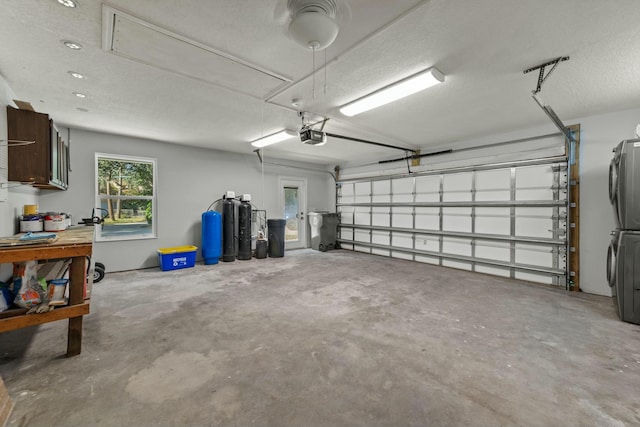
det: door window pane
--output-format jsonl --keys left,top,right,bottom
{"left": 284, "top": 187, "right": 299, "bottom": 241}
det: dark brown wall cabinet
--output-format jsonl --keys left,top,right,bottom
{"left": 7, "top": 106, "right": 68, "bottom": 190}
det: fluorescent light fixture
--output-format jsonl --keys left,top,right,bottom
{"left": 339, "top": 67, "right": 445, "bottom": 117}
{"left": 73, "top": 92, "right": 86, "bottom": 98}
{"left": 250, "top": 129, "right": 297, "bottom": 148}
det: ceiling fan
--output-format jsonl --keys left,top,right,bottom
{"left": 273, "top": 0, "right": 352, "bottom": 51}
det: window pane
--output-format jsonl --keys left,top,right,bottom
{"left": 100, "top": 198, "right": 153, "bottom": 238}
{"left": 284, "top": 187, "right": 298, "bottom": 241}
{"left": 96, "top": 154, "right": 156, "bottom": 241}
{"left": 98, "top": 158, "right": 154, "bottom": 197}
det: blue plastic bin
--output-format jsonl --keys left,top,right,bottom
{"left": 157, "top": 246, "right": 197, "bottom": 271}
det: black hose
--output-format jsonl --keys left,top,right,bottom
{"left": 205, "top": 198, "right": 223, "bottom": 212}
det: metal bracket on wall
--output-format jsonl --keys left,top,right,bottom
{"left": 523, "top": 56, "right": 575, "bottom": 143}
{"left": 523, "top": 56, "right": 570, "bottom": 94}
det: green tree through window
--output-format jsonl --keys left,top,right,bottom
{"left": 96, "top": 154, "right": 156, "bottom": 240}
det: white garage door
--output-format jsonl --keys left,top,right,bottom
{"left": 337, "top": 155, "right": 568, "bottom": 287}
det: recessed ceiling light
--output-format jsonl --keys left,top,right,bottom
{"left": 57, "top": 0, "right": 77, "bottom": 7}
{"left": 68, "top": 71, "right": 85, "bottom": 79}
{"left": 76, "top": 107, "right": 89, "bottom": 112}
{"left": 62, "top": 40, "right": 82, "bottom": 50}
{"left": 73, "top": 92, "right": 86, "bottom": 98}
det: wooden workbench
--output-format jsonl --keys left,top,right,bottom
{"left": 0, "top": 226, "right": 93, "bottom": 357}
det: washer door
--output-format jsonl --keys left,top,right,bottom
{"left": 610, "top": 158, "right": 622, "bottom": 228}
{"left": 607, "top": 239, "right": 617, "bottom": 288}
{"left": 609, "top": 158, "right": 618, "bottom": 204}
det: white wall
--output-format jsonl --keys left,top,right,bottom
{"left": 38, "top": 128, "right": 334, "bottom": 272}
{"left": 340, "top": 107, "right": 640, "bottom": 297}
{"left": 578, "top": 108, "right": 640, "bottom": 295}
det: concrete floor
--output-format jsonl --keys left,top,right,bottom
{"left": 1, "top": 249, "right": 639, "bottom": 426}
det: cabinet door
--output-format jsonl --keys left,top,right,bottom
{"left": 7, "top": 107, "right": 50, "bottom": 184}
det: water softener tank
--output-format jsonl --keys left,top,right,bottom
{"left": 238, "top": 199, "right": 252, "bottom": 260}
{"left": 222, "top": 196, "right": 236, "bottom": 262}
{"left": 201, "top": 211, "right": 222, "bottom": 265}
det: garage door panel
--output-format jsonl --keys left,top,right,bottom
{"left": 476, "top": 169, "right": 510, "bottom": 201}
{"left": 355, "top": 182, "right": 370, "bottom": 203}
{"left": 372, "top": 180, "right": 390, "bottom": 203}
{"left": 416, "top": 255, "right": 440, "bottom": 265}
{"left": 443, "top": 237, "right": 471, "bottom": 256}
{"left": 515, "top": 207, "right": 553, "bottom": 238}
{"left": 372, "top": 231, "right": 389, "bottom": 246}
{"left": 340, "top": 229, "right": 353, "bottom": 241}
{"left": 392, "top": 252, "right": 413, "bottom": 260}
{"left": 515, "top": 243, "right": 552, "bottom": 267}
{"left": 516, "top": 271, "right": 552, "bottom": 284}
{"left": 415, "top": 207, "right": 439, "bottom": 230}
{"left": 392, "top": 207, "right": 413, "bottom": 228}
{"left": 372, "top": 207, "right": 389, "bottom": 227}
{"left": 443, "top": 260, "right": 472, "bottom": 270}
{"left": 475, "top": 265, "right": 510, "bottom": 277}
{"left": 339, "top": 206, "right": 354, "bottom": 224}
{"left": 392, "top": 233, "right": 413, "bottom": 249}
{"left": 354, "top": 230, "right": 369, "bottom": 244}
{"left": 443, "top": 172, "right": 472, "bottom": 202}
{"left": 339, "top": 183, "right": 355, "bottom": 204}
{"left": 442, "top": 207, "right": 471, "bottom": 232}
{"left": 516, "top": 165, "right": 554, "bottom": 200}
{"left": 475, "top": 207, "right": 510, "bottom": 235}
{"left": 415, "top": 176, "right": 440, "bottom": 202}
{"left": 354, "top": 208, "right": 370, "bottom": 225}
{"left": 354, "top": 245, "right": 369, "bottom": 253}
{"left": 392, "top": 177, "right": 414, "bottom": 202}
{"left": 475, "top": 241, "right": 510, "bottom": 262}
{"left": 415, "top": 236, "right": 440, "bottom": 252}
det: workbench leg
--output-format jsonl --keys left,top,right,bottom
{"left": 67, "top": 317, "right": 83, "bottom": 357}
{"left": 66, "top": 255, "right": 86, "bottom": 357}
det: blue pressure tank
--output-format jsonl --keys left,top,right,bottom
{"left": 202, "top": 211, "right": 222, "bottom": 265}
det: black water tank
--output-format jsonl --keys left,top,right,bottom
{"left": 267, "top": 218, "right": 286, "bottom": 258}
{"left": 222, "top": 198, "right": 236, "bottom": 262}
{"left": 237, "top": 201, "right": 252, "bottom": 260}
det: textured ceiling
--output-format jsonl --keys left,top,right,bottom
{"left": 0, "top": 0, "right": 639, "bottom": 166}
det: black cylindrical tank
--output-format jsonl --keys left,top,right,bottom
{"left": 267, "top": 218, "right": 286, "bottom": 258}
{"left": 237, "top": 201, "right": 252, "bottom": 260}
{"left": 222, "top": 198, "right": 236, "bottom": 262}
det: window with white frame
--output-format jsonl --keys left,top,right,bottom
{"left": 95, "top": 153, "right": 157, "bottom": 241}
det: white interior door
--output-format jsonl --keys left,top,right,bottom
{"left": 279, "top": 177, "right": 307, "bottom": 250}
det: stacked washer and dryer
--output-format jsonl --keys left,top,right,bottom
{"left": 607, "top": 139, "right": 640, "bottom": 324}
